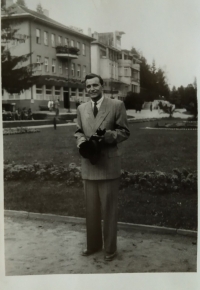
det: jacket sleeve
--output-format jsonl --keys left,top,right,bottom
{"left": 74, "top": 107, "right": 87, "bottom": 148}
{"left": 104, "top": 101, "right": 130, "bottom": 144}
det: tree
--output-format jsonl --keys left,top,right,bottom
{"left": 1, "top": 0, "right": 6, "bottom": 8}
{"left": 36, "top": 3, "right": 44, "bottom": 14}
{"left": 124, "top": 92, "right": 144, "bottom": 110}
{"left": 155, "top": 68, "right": 170, "bottom": 98}
{"left": 16, "top": 0, "right": 27, "bottom": 7}
{"left": 1, "top": 5, "right": 37, "bottom": 94}
{"left": 130, "top": 47, "right": 170, "bottom": 100}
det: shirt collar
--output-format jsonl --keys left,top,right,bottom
{"left": 91, "top": 95, "right": 104, "bottom": 105}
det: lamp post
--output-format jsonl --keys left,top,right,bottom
{"left": 67, "top": 50, "right": 71, "bottom": 113}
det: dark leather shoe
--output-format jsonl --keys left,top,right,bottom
{"left": 104, "top": 251, "right": 117, "bottom": 261}
{"left": 81, "top": 248, "right": 102, "bottom": 256}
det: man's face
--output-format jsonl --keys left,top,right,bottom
{"left": 85, "top": 77, "right": 103, "bottom": 100}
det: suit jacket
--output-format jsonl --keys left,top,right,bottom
{"left": 74, "top": 97, "right": 130, "bottom": 180}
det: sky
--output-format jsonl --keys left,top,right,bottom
{"left": 21, "top": 0, "right": 200, "bottom": 88}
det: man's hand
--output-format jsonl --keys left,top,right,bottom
{"left": 91, "top": 133, "right": 104, "bottom": 142}
{"left": 103, "top": 130, "right": 117, "bottom": 144}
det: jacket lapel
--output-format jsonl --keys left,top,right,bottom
{"left": 94, "top": 97, "right": 110, "bottom": 131}
{"left": 84, "top": 101, "right": 95, "bottom": 132}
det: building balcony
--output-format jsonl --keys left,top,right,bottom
{"left": 131, "top": 78, "right": 140, "bottom": 85}
{"left": 55, "top": 46, "right": 79, "bottom": 59}
{"left": 118, "top": 59, "right": 132, "bottom": 67}
{"left": 131, "top": 77, "right": 140, "bottom": 83}
{"left": 132, "top": 63, "right": 140, "bottom": 71}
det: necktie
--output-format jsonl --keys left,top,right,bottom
{"left": 93, "top": 101, "right": 98, "bottom": 117}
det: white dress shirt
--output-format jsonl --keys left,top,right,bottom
{"left": 91, "top": 95, "right": 104, "bottom": 111}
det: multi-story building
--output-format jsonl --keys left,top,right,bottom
{"left": 90, "top": 31, "right": 141, "bottom": 99}
{"left": 2, "top": 1, "right": 94, "bottom": 110}
{"left": 118, "top": 49, "right": 141, "bottom": 93}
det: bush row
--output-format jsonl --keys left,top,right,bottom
{"left": 3, "top": 127, "right": 40, "bottom": 135}
{"left": 120, "top": 169, "right": 197, "bottom": 193}
{"left": 3, "top": 162, "right": 197, "bottom": 194}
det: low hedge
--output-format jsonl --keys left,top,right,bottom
{"left": 3, "top": 162, "right": 197, "bottom": 194}
{"left": 3, "top": 127, "right": 40, "bottom": 135}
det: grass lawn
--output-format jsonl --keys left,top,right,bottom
{"left": 3, "top": 119, "right": 198, "bottom": 230}
{"left": 4, "top": 180, "right": 197, "bottom": 230}
{"left": 3, "top": 120, "right": 197, "bottom": 172}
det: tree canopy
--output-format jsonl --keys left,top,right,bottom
{"left": 130, "top": 47, "right": 170, "bottom": 101}
{"left": 16, "top": 0, "right": 27, "bottom": 7}
{"left": 1, "top": 5, "right": 36, "bottom": 94}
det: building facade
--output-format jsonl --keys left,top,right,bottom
{"left": 2, "top": 2, "right": 94, "bottom": 110}
{"left": 90, "top": 31, "right": 141, "bottom": 99}
{"left": 118, "top": 49, "right": 141, "bottom": 94}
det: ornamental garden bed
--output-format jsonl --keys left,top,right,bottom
{"left": 3, "top": 122, "right": 197, "bottom": 230}
{"left": 154, "top": 121, "right": 197, "bottom": 129}
{"left": 3, "top": 162, "right": 197, "bottom": 230}
{"left": 3, "top": 127, "right": 40, "bottom": 135}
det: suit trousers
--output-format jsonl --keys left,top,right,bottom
{"left": 84, "top": 178, "right": 119, "bottom": 254}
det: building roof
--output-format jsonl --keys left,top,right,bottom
{"left": 91, "top": 41, "right": 121, "bottom": 52}
{"left": 2, "top": 4, "right": 94, "bottom": 41}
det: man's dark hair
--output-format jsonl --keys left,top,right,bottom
{"left": 85, "top": 73, "right": 104, "bottom": 86}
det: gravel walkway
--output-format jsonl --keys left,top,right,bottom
{"left": 5, "top": 216, "right": 197, "bottom": 275}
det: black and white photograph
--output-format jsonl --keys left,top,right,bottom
{"left": 0, "top": 0, "right": 199, "bottom": 289}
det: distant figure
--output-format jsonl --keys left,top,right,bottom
{"left": 150, "top": 103, "right": 152, "bottom": 111}
{"left": 54, "top": 99, "right": 60, "bottom": 116}
{"left": 48, "top": 100, "right": 53, "bottom": 111}
{"left": 28, "top": 108, "right": 33, "bottom": 120}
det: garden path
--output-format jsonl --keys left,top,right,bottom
{"left": 5, "top": 215, "right": 197, "bottom": 275}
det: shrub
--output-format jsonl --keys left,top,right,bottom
{"left": 4, "top": 162, "right": 197, "bottom": 194}
{"left": 3, "top": 127, "right": 40, "bottom": 135}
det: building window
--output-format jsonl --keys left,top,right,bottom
{"left": 71, "top": 63, "right": 75, "bottom": 77}
{"left": 77, "top": 42, "right": 80, "bottom": 50}
{"left": 36, "top": 29, "right": 41, "bottom": 44}
{"left": 44, "top": 31, "right": 48, "bottom": 45}
{"left": 36, "top": 55, "right": 42, "bottom": 71}
{"left": 83, "top": 65, "right": 86, "bottom": 78}
{"left": 55, "top": 86, "right": 61, "bottom": 96}
{"left": 124, "top": 67, "right": 129, "bottom": 76}
{"left": 36, "top": 85, "right": 43, "bottom": 99}
{"left": 58, "top": 36, "right": 62, "bottom": 45}
{"left": 52, "top": 59, "right": 56, "bottom": 73}
{"left": 51, "top": 34, "right": 55, "bottom": 47}
{"left": 44, "top": 57, "right": 49, "bottom": 72}
{"left": 64, "top": 38, "right": 69, "bottom": 46}
{"left": 100, "top": 48, "right": 106, "bottom": 58}
{"left": 82, "top": 43, "right": 86, "bottom": 55}
{"left": 71, "top": 88, "right": 76, "bottom": 97}
{"left": 77, "top": 64, "right": 81, "bottom": 78}
{"left": 71, "top": 40, "right": 74, "bottom": 47}
{"left": 65, "top": 63, "right": 69, "bottom": 76}
{"left": 59, "top": 63, "right": 63, "bottom": 74}
{"left": 78, "top": 88, "right": 83, "bottom": 97}
{"left": 46, "top": 85, "right": 52, "bottom": 95}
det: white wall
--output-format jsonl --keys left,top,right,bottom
{"left": 91, "top": 45, "right": 100, "bottom": 74}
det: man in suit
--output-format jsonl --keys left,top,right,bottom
{"left": 74, "top": 73, "right": 130, "bottom": 261}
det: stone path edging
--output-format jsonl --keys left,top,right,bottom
{"left": 4, "top": 210, "right": 197, "bottom": 238}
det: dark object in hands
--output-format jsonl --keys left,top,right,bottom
{"left": 79, "top": 128, "right": 106, "bottom": 165}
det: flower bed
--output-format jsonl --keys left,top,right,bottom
{"left": 120, "top": 169, "right": 197, "bottom": 194}
{"left": 3, "top": 127, "right": 40, "bottom": 135}
{"left": 155, "top": 121, "right": 197, "bottom": 129}
{"left": 4, "top": 162, "right": 197, "bottom": 194}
